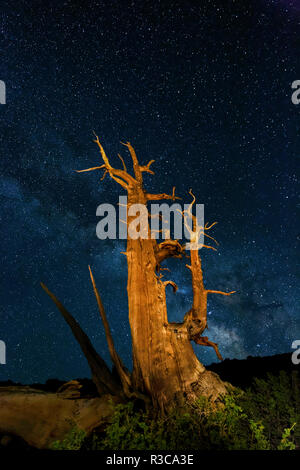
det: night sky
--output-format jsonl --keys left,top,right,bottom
{"left": 0, "top": 0, "right": 299, "bottom": 383}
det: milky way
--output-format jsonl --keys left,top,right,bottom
{"left": 0, "top": 1, "right": 299, "bottom": 383}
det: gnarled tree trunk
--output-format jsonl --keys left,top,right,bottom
{"left": 42, "top": 137, "right": 236, "bottom": 411}
{"left": 125, "top": 188, "right": 227, "bottom": 409}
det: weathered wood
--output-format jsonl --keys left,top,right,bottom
{"left": 75, "top": 138, "right": 235, "bottom": 410}
{"left": 41, "top": 283, "right": 121, "bottom": 396}
{"left": 0, "top": 384, "right": 118, "bottom": 449}
{"left": 88, "top": 266, "right": 132, "bottom": 396}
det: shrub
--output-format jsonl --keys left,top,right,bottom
{"left": 51, "top": 427, "right": 86, "bottom": 450}
{"left": 51, "top": 371, "right": 299, "bottom": 451}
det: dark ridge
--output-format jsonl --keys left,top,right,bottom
{"left": 1, "top": 353, "right": 298, "bottom": 393}
{"left": 207, "top": 352, "right": 299, "bottom": 388}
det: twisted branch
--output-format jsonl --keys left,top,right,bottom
{"left": 146, "top": 186, "right": 181, "bottom": 202}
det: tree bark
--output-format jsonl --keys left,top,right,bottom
{"left": 44, "top": 137, "right": 237, "bottom": 411}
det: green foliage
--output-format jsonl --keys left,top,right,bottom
{"left": 51, "top": 371, "right": 299, "bottom": 451}
{"left": 51, "top": 427, "right": 86, "bottom": 450}
{"left": 89, "top": 401, "right": 169, "bottom": 450}
{"left": 238, "top": 370, "right": 299, "bottom": 450}
{"left": 277, "top": 423, "right": 296, "bottom": 450}
{"left": 190, "top": 392, "right": 270, "bottom": 450}
{"left": 248, "top": 420, "right": 270, "bottom": 450}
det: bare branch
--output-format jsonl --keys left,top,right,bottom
{"left": 146, "top": 186, "right": 181, "bottom": 201}
{"left": 40, "top": 282, "right": 120, "bottom": 395}
{"left": 180, "top": 191, "right": 219, "bottom": 251}
{"left": 160, "top": 267, "right": 171, "bottom": 272}
{"left": 206, "top": 290, "right": 236, "bottom": 296}
{"left": 93, "top": 132, "right": 113, "bottom": 170}
{"left": 155, "top": 239, "right": 184, "bottom": 267}
{"left": 75, "top": 164, "right": 129, "bottom": 189}
{"left": 194, "top": 336, "right": 223, "bottom": 361}
{"left": 75, "top": 165, "right": 105, "bottom": 173}
{"left": 88, "top": 266, "right": 132, "bottom": 395}
{"left": 140, "top": 160, "right": 155, "bottom": 175}
{"left": 118, "top": 153, "right": 127, "bottom": 172}
{"left": 163, "top": 280, "right": 178, "bottom": 293}
{"left": 201, "top": 244, "right": 218, "bottom": 251}
{"left": 120, "top": 141, "right": 143, "bottom": 186}
{"left": 202, "top": 231, "right": 219, "bottom": 246}
{"left": 204, "top": 221, "right": 218, "bottom": 230}
{"left": 101, "top": 169, "right": 108, "bottom": 181}
{"left": 91, "top": 134, "right": 137, "bottom": 189}
{"left": 109, "top": 175, "right": 129, "bottom": 189}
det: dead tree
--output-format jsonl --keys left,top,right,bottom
{"left": 42, "top": 137, "right": 236, "bottom": 411}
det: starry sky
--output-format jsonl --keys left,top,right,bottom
{"left": 0, "top": 0, "right": 299, "bottom": 383}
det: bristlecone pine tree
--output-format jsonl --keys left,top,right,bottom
{"left": 41, "top": 136, "right": 236, "bottom": 411}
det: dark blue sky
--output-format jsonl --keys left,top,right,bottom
{"left": 0, "top": 0, "right": 299, "bottom": 383}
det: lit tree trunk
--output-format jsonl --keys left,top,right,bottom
{"left": 125, "top": 189, "right": 226, "bottom": 409}
{"left": 182, "top": 197, "right": 235, "bottom": 363}
{"left": 42, "top": 137, "right": 236, "bottom": 411}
